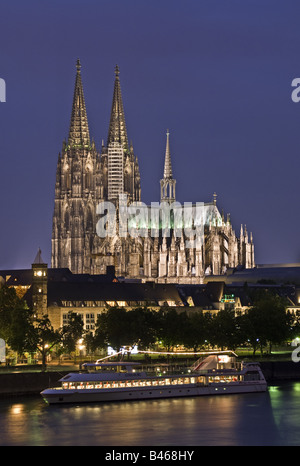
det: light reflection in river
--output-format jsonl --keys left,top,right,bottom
{"left": 269, "top": 382, "right": 300, "bottom": 446}
{"left": 0, "top": 383, "right": 299, "bottom": 446}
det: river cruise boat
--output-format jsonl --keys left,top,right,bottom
{"left": 41, "top": 352, "right": 267, "bottom": 405}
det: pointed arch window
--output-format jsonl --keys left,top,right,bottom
{"left": 86, "top": 207, "right": 94, "bottom": 231}
{"left": 85, "top": 165, "right": 93, "bottom": 190}
{"left": 64, "top": 209, "right": 70, "bottom": 231}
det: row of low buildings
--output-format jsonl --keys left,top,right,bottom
{"left": 1, "top": 250, "right": 300, "bottom": 333}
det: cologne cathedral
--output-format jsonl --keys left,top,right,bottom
{"left": 51, "top": 60, "right": 255, "bottom": 283}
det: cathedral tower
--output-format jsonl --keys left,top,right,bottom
{"left": 51, "top": 59, "right": 101, "bottom": 274}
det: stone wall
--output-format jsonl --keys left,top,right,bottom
{"left": 0, "top": 371, "right": 71, "bottom": 397}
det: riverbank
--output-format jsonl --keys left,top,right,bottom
{"left": 1, "top": 359, "right": 300, "bottom": 398}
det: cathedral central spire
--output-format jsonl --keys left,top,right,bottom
{"left": 160, "top": 130, "right": 176, "bottom": 202}
{"left": 163, "top": 130, "right": 173, "bottom": 179}
{"left": 107, "top": 65, "right": 129, "bottom": 151}
{"left": 68, "top": 58, "right": 90, "bottom": 148}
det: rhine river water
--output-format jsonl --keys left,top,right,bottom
{"left": 0, "top": 381, "right": 299, "bottom": 446}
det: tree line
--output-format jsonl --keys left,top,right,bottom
{"left": 0, "top": 285, "right": 299, "bottom": 368}
{"left": 91, "top": 292, "right": 297, "bottom": 356}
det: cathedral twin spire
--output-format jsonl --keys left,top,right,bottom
{"left": 67, "top": 59, "right": 169, "bottom": 202}
{"left": 68, "top": 59, "right": 90, "bottom": 148}
{"left": 107, "top": 65, "right": 129, "bottom": 151}
{"left": 69, "top": 60, "right": 129, "bottom": 153}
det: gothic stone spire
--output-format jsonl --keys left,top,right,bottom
{"left": 163, "top": 129, "right": 173, "bottom": 179}
{"left": 160, "top": 130, "right": 176, "bottom": 202}
{"left": 107, "top": 65, "right": 129, "bottom": 151}
{"left": 68, "top": 59, "right": 90, "bottom": 148}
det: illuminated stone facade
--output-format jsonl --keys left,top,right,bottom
{"left": 51, "top": 60, "right": 255, "bottom": 283}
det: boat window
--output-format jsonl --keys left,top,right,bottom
{"left": 208, "top": 375, "right": 239, "bottom": 384}
{"left": 65, "top": 373, "right": 209, "bottom": 392}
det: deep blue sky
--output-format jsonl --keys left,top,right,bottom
{"left": 1, "top": 0, "right": 300, "bottom": 269}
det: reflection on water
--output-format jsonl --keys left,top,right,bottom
{"left": 269, "top": 382, "right": 300, "bottom": 446}
{"left": 0, "top": 383, "right": 300, "bottom": 446}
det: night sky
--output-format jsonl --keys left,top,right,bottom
{"left": 1, "top": 0, "right": 300, "bottom": 270}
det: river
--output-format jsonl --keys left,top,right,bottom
{"left": 0, "top": 381, "right": 299, "bottom": 446}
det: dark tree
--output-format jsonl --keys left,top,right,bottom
{"left": 61, "top": 312, "right": 84, "bottom": 354}
{"left": 0, "top": 285, "right": 33, "bottom": 356}
{"left": 27, "top": 315, "right": 61, "bottom": 370}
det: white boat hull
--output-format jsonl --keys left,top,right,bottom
{"left": 41, "top": 381, "right": 267, "bottom": 405}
